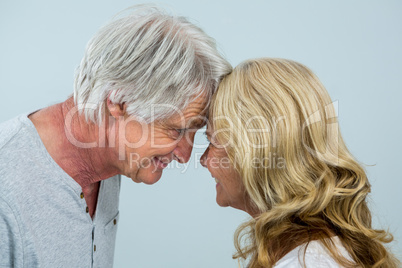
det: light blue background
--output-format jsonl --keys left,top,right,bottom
{"left": 1, "top": 1, "right": 401, "bottom": 267}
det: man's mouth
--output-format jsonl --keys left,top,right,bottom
{"left": 152, "top": 156, "right": 169, "bottom": 169}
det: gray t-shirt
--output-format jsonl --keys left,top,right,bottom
{"left": 0, "top": 114, "right": 121, "bottom": 268}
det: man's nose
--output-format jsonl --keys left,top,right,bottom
{"left": 173, "top": 132, "right": 196, "bottom": 163}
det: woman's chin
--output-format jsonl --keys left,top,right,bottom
{"left": 215, "top": 196, "right": 230, "bottom": 208}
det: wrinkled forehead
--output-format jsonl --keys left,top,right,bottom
{"left": 163, "top": 93, "right": 210, "bottom": 129}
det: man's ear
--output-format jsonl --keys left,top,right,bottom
{"left": 107, "top": 98, "right": 126, "bottom": 119}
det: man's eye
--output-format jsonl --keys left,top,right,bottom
{"left": 176, "top": 128, "right": 187, "bottom": 135}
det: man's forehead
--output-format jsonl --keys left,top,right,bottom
{"left": 163, "top": 93, "right": 209, "bottom": 128}
{"left": 168, "top": 109, "right": 207, "bottom": 128}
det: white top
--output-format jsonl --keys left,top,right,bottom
{"left": 274, "top": 237, "right": 352, "bottom": 268}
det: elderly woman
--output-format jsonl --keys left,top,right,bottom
{"left": 201, "top": 58, "right": 399, "bottom": 267}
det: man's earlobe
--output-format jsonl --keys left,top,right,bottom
{"left": 107, "top": 98, "right": 126, "bottom": 118}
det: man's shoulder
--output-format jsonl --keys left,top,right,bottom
{"left": 0, "top": 114, "right": 27, "bottom": 151}
{"left": 0, "top": 114, "right": 37, "bottom": 169}
{"left": 0, "top": 114, "right": 41, "bottom": 195}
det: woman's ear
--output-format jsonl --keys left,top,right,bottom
{"left": 107, "top": 98, "right": 126, "bottom": 119}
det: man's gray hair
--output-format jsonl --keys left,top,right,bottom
{"left": 73, "top": 5, "right": 232, "bottom": 124}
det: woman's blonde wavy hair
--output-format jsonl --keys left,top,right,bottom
{"left": 210, "top": 58, "right": 399, "bottom": 268}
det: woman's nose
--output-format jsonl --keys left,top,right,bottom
{"left": 200, "top": 147, "right": 209, "bottom": 168}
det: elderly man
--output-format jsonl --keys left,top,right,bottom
{"left": 0, "top": 6, "right": 231, "bottom": 267}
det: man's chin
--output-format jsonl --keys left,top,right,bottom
{"left": 130, "top": 170, "right": 163, "bottom": 185}
{"left": 129, "top": 176, "right": 142, "bottom": 183}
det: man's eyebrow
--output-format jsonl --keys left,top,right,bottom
{"left": 187, "top": 118, "right": 206, "bottom": 129}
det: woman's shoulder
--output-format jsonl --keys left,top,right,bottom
{"left": 274, "top": 236, "right": 352, "bottom": 268}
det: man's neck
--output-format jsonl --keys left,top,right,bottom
{"left": 29, "top": 97, "right": 119, "bottom": 215}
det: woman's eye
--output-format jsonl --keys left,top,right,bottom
{"left": 203, "top": 132, "right": 210, "bottom": 142}
{"left": 204, "top": 135, "right": 215, "bottom": 147}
